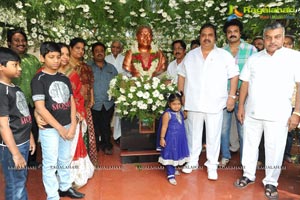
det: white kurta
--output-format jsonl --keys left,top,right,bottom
{"left": 105, "top": 53, "right": 126, "bottom": 139}
{"left": 178, "top": 46, "right": 239, "bottom": 113}
{"left": 167, "top": 59, "right": 184, "bottom": 83}
{"left": 240, "top": 47, "right": 300, "bottom": 123}
{"left": 105, "top": 54, "right": 126, "bottom": 74}
{"left": 240, "top": 47, "right": 300, "bottom": 187}
{"left": 179, "top": 46, "right": 239, "bottom": 171}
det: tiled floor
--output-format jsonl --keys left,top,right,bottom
{"left": 1, "top": 144, "right": 300, "bottom": 200}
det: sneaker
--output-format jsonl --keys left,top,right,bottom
{"left": 207, "top": 169, "right": 218, "bottom": 180}
{"left": 175, "top": 170, "right": 180, "bottom": 176}
{"left": 168, "top": 178, "right": 177, "bottom": 185}
{"left": 218, "top": 158, "right": 229, "bottom": 167}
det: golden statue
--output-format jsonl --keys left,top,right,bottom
{"left": 123, "top": 26, "right": 167, "bottom": 77}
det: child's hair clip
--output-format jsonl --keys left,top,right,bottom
{"left": 176, "top": 91, "right": 183, "bottom": 97}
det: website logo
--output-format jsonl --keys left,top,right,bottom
{"left": 227, "top": 5, "right": 244, "bottom": 21}
{"left": 228, "top": 4, "right": 297, "bottom": 20}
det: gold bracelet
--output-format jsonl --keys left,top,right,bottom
{"left": 292, "top": 111, "right": 300, "bottom": 117}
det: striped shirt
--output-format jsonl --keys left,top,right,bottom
{"left": 224, "top": 39, "right": 257, "bottom": 89}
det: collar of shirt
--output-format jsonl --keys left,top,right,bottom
{"left": 262, "top": 46, "right": 285, "bottom": 57}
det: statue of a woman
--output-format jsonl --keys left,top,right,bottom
{"left": 123, "top": 26, "right": 167, "bottom": 77}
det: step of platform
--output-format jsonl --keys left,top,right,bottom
{"left": 120, "top": 150, "right": 160, "bottom": 164}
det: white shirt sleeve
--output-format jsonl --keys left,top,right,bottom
{"left": 177, "top": 61, "right": 186, "bottom": 78}
{"left": 226, "top": 56, "right": 239, "bottom": 79}
{"left": 239, "top": 58, "right": 251, "bottom": 82}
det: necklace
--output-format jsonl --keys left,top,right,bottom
{"left": 169, "top": 109, "right": 182, "bottom": 124}
{"left": 131, "top": 41, "right": 160, "bottom": 77}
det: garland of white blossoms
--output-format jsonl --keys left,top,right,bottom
{"left": 131, "top": 41, "right": 159, "bottom": 77}
{"left": 108, "top": 74, "right": 177, "bottom": 121}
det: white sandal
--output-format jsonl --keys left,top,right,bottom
{"left": 168, "top": 178, "right": 177, "bottom": 185}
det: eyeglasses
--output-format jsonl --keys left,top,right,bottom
{"left": 173, "top": 47, "right": 184, "bottom": 51}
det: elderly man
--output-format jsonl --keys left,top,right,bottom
{"left": 105, "top": 40, "right": 127, "bottom": 144}
{"left": 105, "top": 40, "right": 126, "bottom": 75}
{"left": 178, "top": 23, "right": 239, "bottom": 180}
{"left": 234, "top": 22, "right": 300, "bottom": 199}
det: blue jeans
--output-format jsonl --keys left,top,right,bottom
{"left": 1, "top": 141, "right": 29, "bottom": 200}
{"left": 39, "top": 125, "right": 72, "bottom": 200}
{"left": 221, "top": 104, "right": 244, "bottom": 160}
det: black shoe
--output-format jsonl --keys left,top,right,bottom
{"left": 284, "top": 155, "right": 292, "bottom": 163}
{"left": 115, "top": 137, "right": 120, "bottom": 145}
{"left": 59, "top": 187, "right": 85, "bottom": 199}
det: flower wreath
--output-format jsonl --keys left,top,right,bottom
{"left": 131, "top": 41, "right": 160, "bottom": 77}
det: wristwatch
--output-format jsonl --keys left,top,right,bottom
{"left": 228, "top": 95, "right": 237, "bottom": 99}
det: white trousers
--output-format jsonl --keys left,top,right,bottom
{"left": 113, "top": 114, "right": 121, "bottom": 140}
{"left": 242, "top": 116, "right": 288, "bottom": 187}
{"left": 185, "top": 110, "right": 223, "bottom": 170}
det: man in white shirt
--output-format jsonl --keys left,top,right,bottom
{"left": 178, "top": 23, "right": 239, "bottom": 180}
{"left": 234, "top": 22, "right": 300, "bottom": 200}
{"left": 105, "top": 40, "right": 125, "bottom": 74}
{"left": 105, "top": 40, "right": 126, "bottom": 143}
{"left": 167, "top": 40, "right": 186, "bottom": 83}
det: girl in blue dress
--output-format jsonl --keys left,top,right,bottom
{"left": 158, "top": 92, "right": 190, "bottom": 185}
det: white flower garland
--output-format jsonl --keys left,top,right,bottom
{"left": 131, "top": 41, "right": 159, "bottom": 77}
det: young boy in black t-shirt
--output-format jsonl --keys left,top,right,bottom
{"left": 0, "top": 47, "right": 35, "bottom": 199}
{"left": 31, "top": 42, "right": 84, "bottom": 199}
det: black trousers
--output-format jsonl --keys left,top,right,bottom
{"left": 91, "top": 105, "right": 114, "bottom": 151}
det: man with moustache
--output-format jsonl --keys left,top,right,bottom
{"left": 252, "top": 36, "right": 264, "bottom": 52}
{"left": 88, "top": 42, "right": 118, "bottom": 155}
{"left": 220, "top": 19, "right": 257, "bottom": 167}
{"left": 178, "top": 23, "right": 239, "bottom": 180}
{"left": 167, "top": 40, "right": 186, "bottom": 83}
{"left": 234, "top": 22, "right": 300, "bottom": 199}
{"left": 7, "top": 28, "right": 41, "bottom": 168}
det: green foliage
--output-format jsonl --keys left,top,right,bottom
{"left": 0, "top": 0, "right": 298, "bottom": 51}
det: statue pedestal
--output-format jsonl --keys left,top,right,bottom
{"left": 120, "top": 118, "right": 159, "bottom": 163}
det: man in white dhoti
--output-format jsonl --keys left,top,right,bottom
{"left": 234, "top": 22, "right": 300, "bottom": 200}
{"left": 178, "top": 23, "right": 239, "bottom": 180}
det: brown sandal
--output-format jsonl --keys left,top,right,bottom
{"left": 234, "top": 176, "right": 254, "bottom": 189}
{"left": 265, "top": 184, "right": 278, "bottom": 199}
